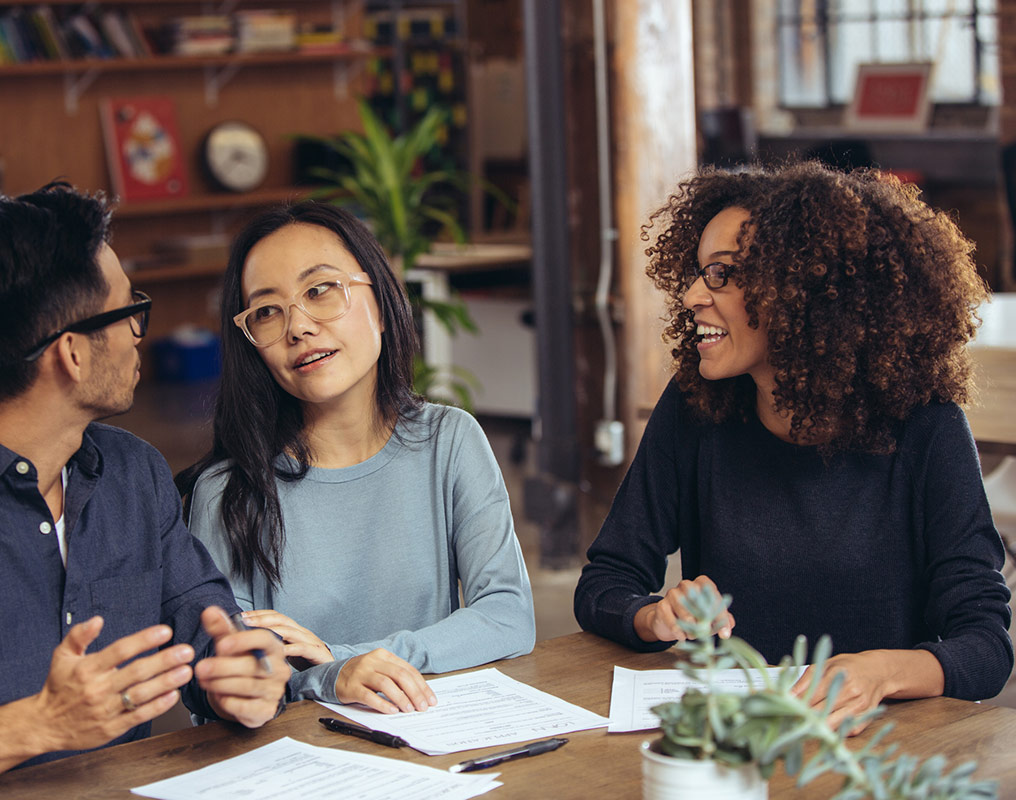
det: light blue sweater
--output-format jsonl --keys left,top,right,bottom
{"left": 189, "top": 404, "right": 536, "bottom": 702}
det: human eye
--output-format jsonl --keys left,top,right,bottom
{"left": 252, "top": 304, "right": 281, "bottom": 321}
{"left": 304, "top": 281, "right": 337, "bottom": 302}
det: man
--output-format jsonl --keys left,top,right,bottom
{"left": 0, "top": 182, "right": 289, "bottom": 773}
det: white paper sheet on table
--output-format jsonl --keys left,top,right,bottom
{"left": 608, "top": 665, "right": 807, "bottom": 732}
{"left": 318, "top": 667, "right": 609, "bottom": 755}
{"left": 131, "top": 736, "right": 501, "bottom": 800}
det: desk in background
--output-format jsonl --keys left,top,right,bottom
{"left": 408, "top": 242, "right": 534, "bottom": 418}
{"left": 2, "top": 632, "right": 1015, "bottom": 799}
{"left": 969, "top": 293, "right": 1016, "bottom": 453}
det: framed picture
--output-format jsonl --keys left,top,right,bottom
{"left": 844, "top": 62, "right": 933, "bottom": 133}
{"left": 100, "top": 95, "right": 189, "bottom": 202}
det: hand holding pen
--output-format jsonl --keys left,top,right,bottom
{"left": 193, "top": 606, "right": 289, "bottom": 729}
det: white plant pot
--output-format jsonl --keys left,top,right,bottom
{"left": 641, "top": 740, "right": 768, "bottom": 800}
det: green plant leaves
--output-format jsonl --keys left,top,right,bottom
{"left": 649, "top": 584, "right": 997, "bottom": 800}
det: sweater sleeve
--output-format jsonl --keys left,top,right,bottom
{"left": 910, "top": 406, "right": 1013, "bottom": 700}
{"left": 574, "top": 380, "right": 688, "bottom": 651}
{"left": 291, "top": 412, "right": 535, "bottom": 703}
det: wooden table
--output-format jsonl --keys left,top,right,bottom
{"left": 2, "top": 632, "right": 1015, "bottom": 799}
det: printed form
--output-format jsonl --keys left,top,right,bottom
{"left": 608, "top": 665, "right": 807, "bottom": 732}
{"left": 319, "top": 668, "right": 609, "bottom": 755}
{"left": 131, "top": 736, "right": 501, "bottom": 800}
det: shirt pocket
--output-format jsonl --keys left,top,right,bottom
{"left": 89, "top": 569, "right": 162, "bottom": 644}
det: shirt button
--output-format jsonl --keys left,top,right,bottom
{"left": 66, "top": 612, "right": 72, "bottom": 625}
{"left": 15, "top": 461, "right": 29, "bottom": 475}
{"left": 39, "top": 521, "right": 52, "bottom": 534}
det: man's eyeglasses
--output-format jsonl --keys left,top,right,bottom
{"left": 233, "top": 271, "right": 373, "bottom": 348}
{"left": 688, "top": 262, "right": 738, "bottom": 290}
{"left": 23, "top": 290, "right": 152, "bottom": 362}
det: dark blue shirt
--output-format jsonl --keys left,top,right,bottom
{"left": 575, "top": 381, "right": 1013, "bottom": 701}
{"left": 0, "top": 423, "right": 240, "bottom": 768}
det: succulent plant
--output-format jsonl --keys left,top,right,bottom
{"left": 651, "top": 586, "right": 996, "bottom": 799}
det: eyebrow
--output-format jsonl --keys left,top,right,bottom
{"left": 246, "top": 264, "right": 342, "bottom": 304}
{"left": 702, "top": 249, "right": 740, "bottom": 263}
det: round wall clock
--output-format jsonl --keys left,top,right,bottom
{"left": 202, "top": 121, "right": 269, "bottom": 192}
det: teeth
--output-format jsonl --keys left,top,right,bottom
{"left": 297, "top": 351, "right": 334, "bottom": 367}
{"left": 696, "top": 324, "right": 727, "bottom": 337}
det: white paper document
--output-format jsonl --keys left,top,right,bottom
{"left": 607, "top": 665, "right": 807, "bottom": 732}
{"left": 131, "top": 736, "right": 501, "bottom": 800}
{"left": 319, "top": 667, "right": 609, "bottom": 755}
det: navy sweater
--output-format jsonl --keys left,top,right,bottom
{"left": 574, "top": 381, "right": 1013, "bottom": 700}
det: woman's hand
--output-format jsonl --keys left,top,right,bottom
{"left": 336, "top": 649, "right": 437, "bottom": 714}
{"left": 791, "top": 649, "right": 945, "bottom": 736}
{"left": 633, "top": 575, "right": 735, "bottom": 643}
{"left": 241, "top": 609, "right": 333, "bottom": 666}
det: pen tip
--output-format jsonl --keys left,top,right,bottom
{"left": 448, "top": 765, "right": 464, "bottom": 773}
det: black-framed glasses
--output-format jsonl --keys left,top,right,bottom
{"left": 23, "top": 290, "right": 152, "bottom": 362}
{"left": 233, "top": 271, "right": 373, "bottom": 348}
{"left": 688, "top": 262, "right": 738, "bottom": 290}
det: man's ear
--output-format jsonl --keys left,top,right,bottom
{"left": 53, "top": 333, "right": 87, "bottom": 384}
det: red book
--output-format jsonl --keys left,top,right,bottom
{"left": 100, "top": 95, "right": 188, "bottom": 202}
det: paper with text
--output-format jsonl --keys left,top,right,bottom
{"left": 319, "top": 668, "right": 609, "bottom": 755}
{"left": 608, "top": 665, "right": 807, "bottom": 732}
{"left": 131, "top": 736, "right": 501, "bottom": 800}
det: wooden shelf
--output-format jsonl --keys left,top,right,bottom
{"left": 0, "top": 47, "right": 391, "bottom": 77}
{"left": 114, "top": 186, "right": 318, "bottom": 218}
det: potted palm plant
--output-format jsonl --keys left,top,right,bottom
{"left": 296, "top": 98, "right": 483, "bottom": 406}
{"left": 643, "top": 586, "right": 996, "bottom": 800}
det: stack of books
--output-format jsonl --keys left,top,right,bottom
{"left": 234, "top": 10, "right": 295, "bottom": 54}
{"left": 165, "top": 15, "right": 233, "bottom": 56}
{"left": 0, "top": 5, "right": 150, "bottom": 63}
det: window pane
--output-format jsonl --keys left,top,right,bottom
{"left": 927, "top": 18, "right": 975, "bottom": 101}
{"left": 829, "top": 21, "right": 874, "bottom": 103}
{"left": 978, "top": 15, "right": 1001, "bottom": 103}
{"left": 882, "top": 19, "right": 918, "bottom": 61}
{"left": 867, "top": 0, "right": 909, "bottom": 16}
{"left": 779, "top": 21, "right": 828, "bottom": 106}
{"left": 829, "top": 0, "right": 873, "bottom": 17}
{"left": 978, "top": 0, "right": 997, "bottom": 13}
{"left": 923, "top": 0, "right": 972, "bottom": 13}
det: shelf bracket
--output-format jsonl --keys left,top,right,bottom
{"left": 63, "top": 67, "right": 101, "bottom": 115}
{"left": 204, "top": 62, "right": 243, "bottom": 107}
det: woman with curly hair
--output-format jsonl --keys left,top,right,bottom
{"left": 574, "top": 161, "right": 1012, "bottom": 731}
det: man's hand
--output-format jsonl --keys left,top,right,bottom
{"left": 0, "top": 616, "right": 194, "bottom": 773}
{"left": 240, "top": 609, "right": 333, "bottom": 667}
{"left": 195, "top": 606, "right": 289, "bottom": 729}
{"left": 633, "top": 575, "right": 735, "bottom": 643}
{"left": 335, "top": 649, "right": 437, "bottom": 714}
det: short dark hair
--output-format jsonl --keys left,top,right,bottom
{"left": 643, "top": 161, "right": 988, "bottom": 454}
{"left": 0, "top": 181, "right": 112, "bottom": 399}
{"left": 177, "top": 200, "right": 422, "bottom": 586}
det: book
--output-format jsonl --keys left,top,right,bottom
{"left": 99, "top": 96, "right": 189, "bottom": 202}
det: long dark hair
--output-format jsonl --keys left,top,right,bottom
{"left": 176, "top": 201, "right": 421, "bottom": 587}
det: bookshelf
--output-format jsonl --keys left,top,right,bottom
{"left": 0, "top": 0, "right": 385, "bottom": 346}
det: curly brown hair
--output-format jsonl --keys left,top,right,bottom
{"left": 643, "top": 161, "right": 988, "bottom": 454}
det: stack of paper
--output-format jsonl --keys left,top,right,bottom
{"left": 607, "top": 665, "right": 807, "bottom": 732}
{"left": 319, "top": 668, "right": 609, "bottom": 755}
{"left": 131, "top": 737, "right": 500, "bottom": 800}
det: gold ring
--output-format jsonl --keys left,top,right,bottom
{"left": 121, "top": 690, "right": 137, "bottom": 712}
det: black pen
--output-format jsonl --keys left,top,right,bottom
{"left": 448, "top": 737, "right": 568, "bottom": 773}
{"left": 318, "top": 717, "right": 409, "bottom": 748}
{"left": 229, "top": 612, "right": 273, "bottom": 675}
